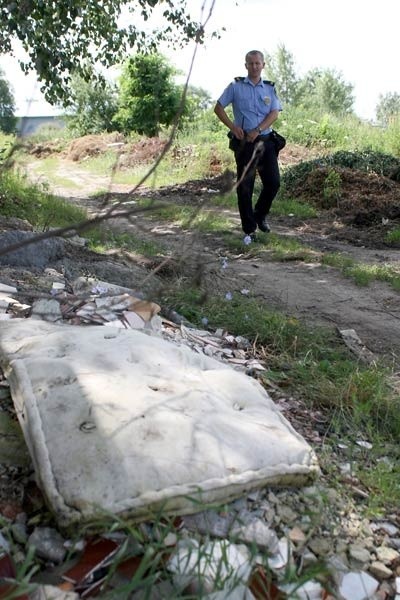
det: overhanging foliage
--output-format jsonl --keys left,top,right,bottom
{"left": 0, "top": 0, "right": 203, "bottom": 105}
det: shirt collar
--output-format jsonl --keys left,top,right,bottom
{"left": 244, "top": 76, "right": 263, "bottom": 87}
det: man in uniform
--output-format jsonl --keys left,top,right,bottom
{"left": 214, "top": 50, "right": 282, "bottom": 239}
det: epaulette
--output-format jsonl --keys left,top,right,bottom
{"left": 234, "top": 77, "right": 275, "bottom": 86}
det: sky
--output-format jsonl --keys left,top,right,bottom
{"left": 0, "top": 0, "right": 399, "bottom": 120}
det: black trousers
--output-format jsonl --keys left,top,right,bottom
{"left": 234, "top": 136, "right": 280, "bottom": 234}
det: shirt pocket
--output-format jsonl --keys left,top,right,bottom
{"left": 258, "top": 91, "right": 272, "bottom": 110}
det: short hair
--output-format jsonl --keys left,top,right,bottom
{"left": 245, "top": 50, "right": 264, "bottom": 63}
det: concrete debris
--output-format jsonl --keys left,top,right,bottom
{"left": 339, "top": 328, "right": 377, "bottom": 364}
{"left": 0, "top": 271, "right": 267, "bottom": 372}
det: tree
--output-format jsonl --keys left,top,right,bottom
{"left": 186, "top": 85, "right": 213, "bottom": 111}
{"left": 264, "top": 44, "right": 300, "bottom": 106}
{"left": 297, "top": 68, "right": 354, "bottom": 115}
{"left": 0, "top": 68, "right": 17, "bottom": 134}
{"left": 114, "top": 52, "right": 182, "bottom": 137}
{"left": 376, "top": 92, "right": 400, "bottom": 126}
{"left": 66, "top": 70, "right": 119, "bottom": 136}
{"left": 0, "top": 1, "right": 203, "bottom": 105}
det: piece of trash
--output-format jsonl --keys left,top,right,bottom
{"left": 240, "top": 289, "right": 249, "bottom": 295}
{"left": 91, "top": 285, "right": 108, "bottom": 295}
{"left": 0, "top": 283, "right": 18, "bottom": 294}
{"left": 61, "top": 537, "right": 119, "bottom": 594}
{"left": 221, "top": 258, "right": 228, "bottom": 269}
{"left": 225, "top": 292, "right": 233, "bottom": 301}
{"left": 356, "top": 440, "right": 373, "bottom": 450}
{"left": 201, "top": 317, "right": 209, "bottom": 326}
{"left": 51, "top": 282, "right": 66, "bottom": 292}
{"left": 243, "top": 235, "right": 252, "bottom": 245}
{"left": 122, "top": 311, "right": 145, "bottom": 329}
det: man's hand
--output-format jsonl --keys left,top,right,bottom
{"left": 231, "top": 124, "right": 245, "bottom": 140}
{"left": 246, "top": 129, "right": 259, "bottom": 142}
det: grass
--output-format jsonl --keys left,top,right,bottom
{"left": 322, "top": 252, "right": 400, "bottom": 290}
{"left": 223, "top": 230, "right": 319, "bottom": 262}
{"left": 0, "top": 169, "right": 86, "bottom": 229}
{"left": 163, "top": 283, "right": 399, "bottom": 430}
{"left": 385, "top": 226, "right": 400, "bottom": 244}
{"left": 271, "top": 197, "right": 318, "bottom": 218}
{"left": 134, "top": 197, "right": 235, "bottom": 233}
{"left": 88, "top": 229, "right": 165, "bottom": 257}
{"left": 358, "top": 458, "right": 400, "bottom": 516}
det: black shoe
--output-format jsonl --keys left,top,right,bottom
{"left": 257, "top": 218, "right": 271, "bottom": 233}
{"left": 249, "top": 231, "right": 258, "bottom": 242}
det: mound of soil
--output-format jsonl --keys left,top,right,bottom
{"left": 294, "top": 166, "right": 400, "bottom": 214}
{"left": 118, "top": 137, "right": 167, "bottom": 167}
{"left": 66, "top": 132, "right": 125, "bottom": 161}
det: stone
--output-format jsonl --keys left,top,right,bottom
{"left": 280, "top": 579, "right": 324, "bottom": 599}
{"left": 339, "top": 571, "right": 379, "bottom": 600}
{"left": 183, "top": 510, "right": 237, "bottom": 538}
{"left": 288, "top": 526, "right": 306, "bottom": 544}
{"left": 31, "top": 298, "right": 63, "bottom": 322}
{"left": 349, "top": 543, "right": 371, "bottom": 565}
{"left": 308, "top": 537, "right": 332, "bottom": 557}
{"left": 11, "top": 522, "right": 28, "bottom": 545}
{"left": 230, "top": 518, "right": 279, "bottom": 553}
{"left": 28, "top": 527, "right": 67, "bottom": 564}
{"left": 301, "top": 548, "right": 319, "bottom": 567}
{"left": 369, "top": 561, "right": 393, "bottom": 580}
{"left": 371, "top": 522, "right": 399, "bottom": 536}
{"left": 30, "top": 585, "right": 79, "bottom": 600}
{"left": 276, "top": 504, "right": 297, "bottom": 524}
{"left": 268, "top": 538, "right": 291, "bottom": 571}
{"left": 376, "top": 546, "right": 400, "bottom": 565}
{"left": 0, "top": 231, "right": 65, "bottom": 269}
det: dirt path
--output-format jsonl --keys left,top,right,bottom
{"left": 24, "top": 156, "right": 400, "bottom": 364}
{"left": 58, "top": 195, "right": 399, "bottom": 366}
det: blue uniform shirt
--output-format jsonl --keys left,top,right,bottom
{"left": 217, "top": 77, "right": 282, "bottom": 135}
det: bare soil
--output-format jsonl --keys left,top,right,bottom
{"left": 22, "top": 138, "right": 400, "bottom": 364}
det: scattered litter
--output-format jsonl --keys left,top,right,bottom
{"left": 356, "top": 440, "right": 373, "bottom": 450}
{"left": 225, "top": 292, "right": 233, "bottom": 301}
{"left": 243, "top": 235, "right": 252, "bottom": 245}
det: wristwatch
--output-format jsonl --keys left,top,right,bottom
{"left": 257, "top": 127, "right": 263, "bottom": 134}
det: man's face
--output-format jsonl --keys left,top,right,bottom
{"left": 245, "top": 54, "right": 265, "bottom": 79}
